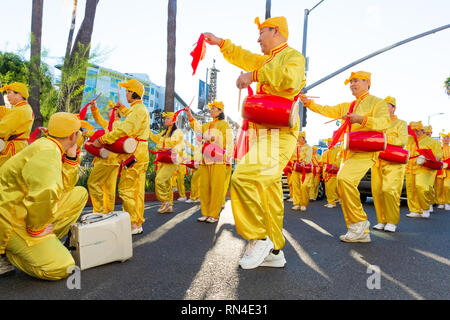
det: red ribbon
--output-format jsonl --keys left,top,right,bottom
{"left": 330, "top": 101, "right": 356, "bottom": 148}
{"left": 190, "top": 34, "right": 206, "bottom": 76}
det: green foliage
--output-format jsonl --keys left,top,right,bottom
{"left": 445, "top": 76, "right": 450, "bottom": 96}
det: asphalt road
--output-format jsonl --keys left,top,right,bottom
{"left": 1, "top": 198, "right": 449, "bottom": 301}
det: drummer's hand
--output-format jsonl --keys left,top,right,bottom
{"left": 32, "top": 224, "right": 53, "bottom": 237}
{"left": 115, "top": 101, "right": 124, "bottom": 109}
{"left": 203, "top": 33, "right": 222, "bottom": 46}
{"left": 66, "top": 143, "right": 78, "bottom": 158}
{"left": 343, "top": 113, "right": 364, "bottom": 124}
{"left": 92, "top": 139, "right": 102, "bottom": 148}
{"left": 185, "top": 106, "right": 193, "bottom": 120}
{"left": 236, "top": 72, "right": 253, "bottom": 89}
{"left": 298, "top": 93, "right": 310, "bottom": 106}
{"left": 90, "top": 100, "right": 98, "bottom": 109}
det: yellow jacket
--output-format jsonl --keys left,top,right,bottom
{"left": 98, "top": 100, "right": 149, "bottom": 164}
{"left": 320, "top": 146, "right": 341, "bottom": 168}
{"left": 290, "top": 143, "right": 312, "bottom": 164}
{"left": 438, "top": 144, "right": 450, "bottom": 178}
{"left": 307, "top": 93, "right": 390, "bottom": 160}
{"left": 148, "top": 127, "right": 185, "bottom": 163}
{"left": 189, "top": 117, "right": 233, "bottom": 164}
{"left": 0, "top": 101, "right": 34, "bottom": 159}
{"left": 385, "top": 116, "right": 408, "bottom": 147}
{"left": 406, "top": 135, "right": 444, "bottom": 174}
{"left": 219, "top": 40, "right": 306, "bottom": 135}
{"left": 0, "top": 137, "right": 81, "bottom": 253}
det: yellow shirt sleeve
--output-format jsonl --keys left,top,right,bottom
{"left": 91, "top": 105, "right": 109, "bottom": 129}
{"left": 219, "top": 39, "right": 267, "bottom": 72}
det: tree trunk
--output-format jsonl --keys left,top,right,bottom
{"left": 59, "top": 0, "right": 99, "bottom": 113}
{"left": 29, "top": 0, "right": 44, "bottom": 129}
{"left": 65, "top": 0, "right": 78, "bottom": 62}
{"left": 164, "top": 0, "right": 177, "bottom": 113}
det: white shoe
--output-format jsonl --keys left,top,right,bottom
{"left": 324, "top": 204, "right": 336, "bottom": 208}
{"left": 177, "top": 197, "right": 187, "bottom": 202}
{"left": 339, "top": 231, "right": 371, "bottom": 243}
{"left": 422, "top": 210, "right": 430, "bottom": 218}
{"left": 194, "top": 199, "right": 201, "bottom": 203}
{"left": 287, "top": 198, "right": 293, "bottom": 202}
{"left": 0, "top": 255, "right": 15, "bottom": 277}
{"left": 185, "top": 199, "right": 193, "bottom": 203}
{"left": 172, "top": 187, "right": 178, "bottom": 192}
{"left": 300, "top": 206, "right": 307, "bottom": 212}
{"left": 445, "top": 204, "right": 450, "bottom": 211}
{"left": 437, "top": 205, "right": 444, "bottom": 209}
{"left": 406, "top": 212, "right": 422, "bottom": 218}
{"left": 131, "top": 227, "right": 143, "bottom": 235}
{"left": 260, "top": 250, "right": 286, "bottom": 268}
{"left": 292, "top": 205, "right": 301, "bottom": 211}
{"left": 384, "top": 223, "right": 397, "bottom": 232}
{"left": 373, "top": 223, "right": 386, "bottom": 230}
{"left": 239, "top": 237, "right": 274, "bottom": 270}
{"left": 158, "top": 202, "right": 173, "bottom": 214}
{"left": 340, "top": 220, "right": 371, "bottom": 243}
{"left": 429, "top": 205, "right": 434, "bottom": 213}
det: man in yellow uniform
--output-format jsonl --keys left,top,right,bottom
{"left": 405, "top": 121, "right": 443, "bottom": 218}
{"left": 300, "top": 71, "right": 390, "bottom": 243}
{"left": 186, "top": 100, "right": 233, "bottom": 223}
{"left": 435, "top": 132, "right": 450, "bottom": 210}
{"left": 204, "top": 15, "right": 305, "bottom": 268}
{"left": 290, "top": 132, "right": 312, "bottom": 212}
{"left": 149, "top": 112, "right": 185, "bottom": 214}
{"left": 0, "top": 113, "right": 88, "bottom": 280}
{"left": 371, "top": 96, "right": 408, "bottom": 232}
{"left": 309, "top": 146, "right": 321, "bottom": 201}
{"left": 0, "top": 82, "right": 34, "bottom": 167}
{"left": 320, "top": 138, "right": 341, "bottom": 208}
{"left": 93, "top": 79, "right": 149, "bottom": 235}
{"left": 86, "top": 100, "right": 122, "bottom": 214}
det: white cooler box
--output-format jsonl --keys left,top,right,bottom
{"left": 69, "top": 211, "right": 133, "bottom": 271}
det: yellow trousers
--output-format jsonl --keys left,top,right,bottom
{"left": 176, "top": 165, "right": 186, "bottom": 198}
{"left": 198, "top": 163, "right": 227, "bottom": 218}
{"left": 156, "top": 163, "right": 178, "bottom": 205}
{"left": 291, "top": 171, "right": 312, "bottom": 207}
{"left": 371, "top": 160, "right": 405, "bottom": 225}
{"left": 5, "top": 186, "right": 87, "bottom": 280}
{"left": 324, "top": 174, "right": 339, "bottom": 205}
{"left": 309, "top": 173, "right": 320, "bottom": 199}
{"left": 337, "top": 154, "right": 375, "bottom": 228}
{"left": 118, "top": 161, "right": 149, "bottom": 226}
{"left": 405, "top": 168, "right": 437, "bottom": 213}
{"left": 287, "top": 173, "right": 293, "bottom": 198}
{"left": 223, "top": 164, "right": 232, "bottom": 204}
{"left": 435, "top": 175, "right": 450, "bottom": 204}
{"left": 230, "top": 130, "right": 297, "bottom": 251}
{"left": 88, "top": 161, "right": 119, "bottom": 213}
{"left": 189, "top": 168, "right": 201, "bottom": 200}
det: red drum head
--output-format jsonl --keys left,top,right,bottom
{"left": 104, "top": 136, "right": 137, "bottom": 154}
{"left": 122, "top": 138, "right": 138, "bottom": 154}
{"left": 0, "top": 139, "right": 5, "bottom": 153}
{"left": 242, "top": 94, "right": 298, "bottom": 128}
{"left": 99, "top": 148, "right": 110, "bottom": 159}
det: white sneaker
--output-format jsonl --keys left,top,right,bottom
{"left": 339, "top": 231, "right": 371, "bottom": 243}
{"left": 324, "top": 204, "right": 336, "bottom": 208}
{"left": 300, "top": 206, "right": 307, "bottom": 212}
{"left": 0, "top": 255, "right": 15, "bottom": 277}
{"left": 185, "top": 199, "right": 193, "bottom": 203}
{"left": 445, "top": 204, "right": 450, "bottom": 211}
{"left": 437, "top": 205, "right": 444, "bottom": 209}
{"left": 131, "top": 227, "right": 143, "bottom": 235}
{"left": 177, "top": 197, "right": 187, "bottom": 202}
{"left": 429, "top": 205, "right": 434, "bottom": 212}
{"left": 239, "top": 237, "right": 274, "bottom": 270}
{"left": 194, "top": 199, "right": 201, "bottom": 203}
{"left": 287, "top": 198, "right": 293, "bottom": 202}
{"left": 422, "top": 210, "right": 430, "bottom": 218}
{"left": 340, "top": 220, "right": 371, "bottom": 243}
{"left": 384, "top": 223, "right": 397, "bottom": 232}
{"left": 406, "top": 212, "right": 422, "bottom": 218}
{"left": 292, "top": 205, "right": 301, "bottom": 211}
{"left": 260, "top": 250, "right": 286, "bottom": 268}
{"left": 373, "top": 223, "right": 386, "bottom": 230}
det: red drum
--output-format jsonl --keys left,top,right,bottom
{"left": 0, "top": 139, "right": 5, "bottom": 153}
{"left": 203, "top": 141, "right": 226, "bottom": 162}
{"left": 84, "top": 142, "right": 110, "bottom": 159}
{"left": 325, "top": 164, "right": 339, "bottom": 175}
{"left": 242, "top": 94, "right": 299, "bottom": 128}
{"left": 343, "top": 131, "right": 386, "bottom": 152}
{"left": 156, "top": 149, "right": 177, "bottom": 164}
{"left": 416, "top": 156, "right": 443, "bottom": 170}
{"left": 294, "top": 162, "right": 312, "bottom": 173}
{"left": 183, "top": 160, "right": 200, "bottom": 169}
{"left": 378, "top": 144, "right": 410, "bottom": 164}
{"left": 104, "top": 136, "right": 137, "bottom": 154}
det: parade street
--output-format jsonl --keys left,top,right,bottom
{"left": 1, "top": 197, "right": 449, "bottom": 301}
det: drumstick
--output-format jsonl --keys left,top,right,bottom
{"left": 238, "top": 88, "right": 242, "bottom": 113}
{"left": 324, "top": 116, "right": 344, "bottom": 124}
{"left": 305, "top": 96, "right": 319, "bottom": 99}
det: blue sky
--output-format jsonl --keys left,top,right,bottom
{"left": 1, "top": 0, "right": 449, "bottom": 145}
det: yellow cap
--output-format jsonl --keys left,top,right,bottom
{"left": 384, "top": 96, "right": 396, "bottom": 107}
{"left": 298, "top": 131, "right": 306, "bottom": 138}
{"left": 440, "top": 132, "right": 450, "bottom": 138}
{"left": 207, "top": 100, "right": 224, "bottom": 111}
{"left": 423, "top": 125, "right": 432, "bottom": 133}
{"left": 344, "top": 71, "right": 371, "bottom": 86}
{"left": 409, "top": 121, "right": 424, "bottom": 130}
{"left": 162, "top": 111, "right": 175, "bottom": 118}
{"left": 0, "top": 82, "right": 29, "bottom": 99}
{"left": 254, "top": 16, "right": 289, "bottom": 40}
{"left": 119, "top": 79, "right": 144, "bottom": 98}
{"left": 324, "top": 138, "right": 332, "bottom": 143}
{"left": 312, "top": 146, "right": 318, "bottom": 150}
{"left": 48, "top": 112, "right": 81, "bottom": 138}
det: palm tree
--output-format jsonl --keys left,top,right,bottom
{"left": 164, "top": 0, "right": 177, "bottom": 113}
{"left": 29, "top": 0, "right": 44, "bottom": 129}
{"left": 265, "top": 0, "right": 271, "bottom": 19}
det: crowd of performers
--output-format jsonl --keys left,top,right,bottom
{"left": 0, "top": 16, "right": 449, "bottom": 280}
